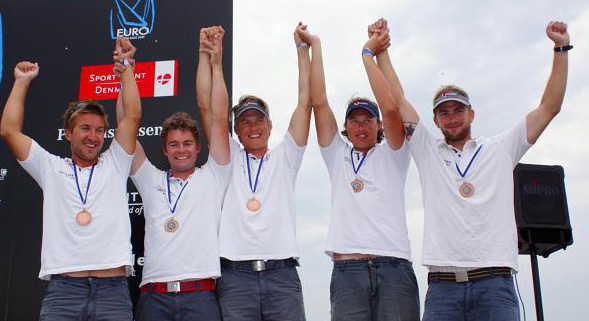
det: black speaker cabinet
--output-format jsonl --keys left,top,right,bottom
{"left": 513, "top": 163, "right": 573, "bottom": 257}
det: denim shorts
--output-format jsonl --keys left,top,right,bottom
{"left": 216, "top": 259, "right": 306, "bottom": 321}
{"left": 134, "top": 288, "right": 221, "bottom": 321}
{"left": 423, "top": 274, "right": 519, "bottom": 321}
{"left": 330, "top": 256, "right": 420, "bottom": 321}
{"left": 39, "top": 275, "right": 132, "bottom": 321}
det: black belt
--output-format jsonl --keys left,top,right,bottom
{"left": 428, "top": 267, "right": 512, "bottom": 284}
{"left": 221, "top": 258, "right": 298, "bottom": 272}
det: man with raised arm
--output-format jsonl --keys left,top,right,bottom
{"left": 114, "top": 27, "right": 230, "bottom": 320}
{"left": 302, "top": 22, "right": 419, "bottom": 320}
{"left": 0, "top": 37, "right": 140, "bottom": 319}
{"left": 372, "top": 19, "right": 570, "bottom": 320}
{"left": 196, "top": 22, "right": 311, "bottom": 321}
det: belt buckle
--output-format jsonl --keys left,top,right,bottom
{"left": 252, "top": 260, "right": 266, "bottom": 272}
{"left": 455, "top": 271, "right": 469, "bottom": 283}
{"left": 167, "top": 281, "right": 181, "bottom": 292}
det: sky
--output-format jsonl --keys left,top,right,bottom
{"left": 233, "top": 1, "right": 589, "bottom": 320}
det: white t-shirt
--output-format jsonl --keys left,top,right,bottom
{"left": 19, "top": 139, "right": 134, "bottom": 280}
{"left": 131, "top": 155, "right": 231, "bottom": 286}
{"left": 320, "top": 134, "right": 412, "bottom": 260}
{"left": 219, "top": 133, "right": 305, "bottom": 260}
{"left": 408, "top": 120, "right": 532, "bottom": 271}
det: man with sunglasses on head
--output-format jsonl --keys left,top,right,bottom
{"left": 0, "top": 37, "right": 140, "bottom": 320}
{"left": 371, "top": 19, "right": 570, "bottom": 320}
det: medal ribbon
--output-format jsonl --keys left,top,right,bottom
{"left": 166, "top": 171, "right": 189, "bottom": 214}
{"left": 350, "top": 148, "right": 371, "bottom": 175}
{"left": 455, "top": 145, "right": 483, "bottom": 178}
{"left": 246, "top": 152, "right": 264, "bottom": 194}
{"left": 72, "top": 162, "right": 95, "bottom": 207}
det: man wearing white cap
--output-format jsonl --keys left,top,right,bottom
{"left": 372, "top": 19, "right": 571, "bottom": 320}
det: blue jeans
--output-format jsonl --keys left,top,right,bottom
{"left": 134, "top": 289, "right": 221, "bottom": 321}
{"left": 217, "top": 259, "right": 306, "bottom": 321}
{"left": 330, "top": 257, "right": 420, "bottom": 321}
{"left": 39, "top": 275, "right": 132, "bottom": 321}
{"left": 423, "top": 275, "right": 520, "bottom": 321}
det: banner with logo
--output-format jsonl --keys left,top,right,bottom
{"left": 0, "top": 1, "right": 232, "bottom": 319}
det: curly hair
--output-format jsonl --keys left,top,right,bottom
{"left": 160, "top": 112, "right": 200, "bottom": 146}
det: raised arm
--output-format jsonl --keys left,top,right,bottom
{"left": 113, "top": 59, "right": 145, "bottom": 175}
{"left": 196, "top": 27, "right": 220, "bottom": 144}
{"left": 113, "top": 37, "right": 141, "bottom": 154}
{"left": 526, "top": 21, "right": 570, "bottom": 144}
{"left": 0, "top": 62, "right": 37, "bottom": 161}
{"left": 370, "top": 19, "right": 420, "bottom": 140}
{"left": 201, "top": 27, "right": 230, "bottom": 165}
{"left": 287, "top": 22, "right": 312, "bottom": 147}
{"left": 362, "top": 33, "right": 404, "bottom": 150}
{"left": 299, "top": 27, "right": 338, "bottom": 147}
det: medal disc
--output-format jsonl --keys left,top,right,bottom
{"left": 246, "top": 198, "right": 262, "bottom": 212}
{"left": 351, "top": 179, "right": 364, "bottom": 193}
{"left": 164, "top": 217, "right": 179, "bottom": 232}
{"left": 76, "top": 209, "right": 92, "bottom": 226}
{"left": 459, "top": 181, "right": 475, "bottom": 198}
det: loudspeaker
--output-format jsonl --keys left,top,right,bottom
{"left": 513, "top": 163, "right": 573, "bottom": 257}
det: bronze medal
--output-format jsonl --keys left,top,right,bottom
{"left": 246, "top": 198, "right": 262, "bottom": 212}
{"left": 76, "top": 209, "right": 92, "bottom": 226}
{"left": 164, "top": 217, "right": 179, "bottom": 232}
{"left": 459, "top": 181, "right": 475, "bottom": 198}
{"left": 351, "top": 179, "right": 364, "bottom": 193}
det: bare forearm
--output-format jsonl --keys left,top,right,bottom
{"left": 210, "top": 64, "right": 228, "bottom": 125}
{"left": 363, "top": 54, "right": 398, "bottom": 115}
{"left": 1, "top": 79, "right": 29, "bottom": 137}
{"left": 376, "top": 51, "right": 405, "bottom": 97}
{"left": 115, "top": 89, "right": 124, "bottom": 125}
{"left": 540, "top": 52, "right": 568, "bottom": 116}
{"left": 310, "top": 40, "right": 329, "bottom": 109}
{"left": 197, "top": 52, "right": 213, "bottom": 143}
{"left": 288, "top": 45, "right": 312, "bottom": 146}
{"left": 121, "top": 67, "right": 141, "bottom": 121}
{"left": 209, "top": 63, "right": 230, "bottom": 164}
{"left": 363, "top": 54, "right": 404, "bottom": 149}
{"left": 296, "top": 47, "right": 311, "bottom": 110}
{"left": 376, "top": 50, "right": 419, "bottom": 124}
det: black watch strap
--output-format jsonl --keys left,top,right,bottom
{"left": 554, "top": 45, "right": 573, "bottom": 52}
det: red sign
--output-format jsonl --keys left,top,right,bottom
{"left": 79, "top": 60, "right": 178, "bottom": 100}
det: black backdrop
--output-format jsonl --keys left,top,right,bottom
{"left": 0, "top": 1, "right": 232, "bottom": 319}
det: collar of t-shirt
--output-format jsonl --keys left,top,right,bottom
{"left": 245, "top": 153, "right": 269, "bottom": 178}
{"left": 168, "top": 171, "right": 195, "bottom": 198}
{"left": 437, "top": 138, "right": 483, "bottom": 165}
{"left": 70, "top": 160, "right": 101, "bottom": 194}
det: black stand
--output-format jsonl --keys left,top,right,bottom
{"left": 530, "top": 246, "right": 544, "bottom": 321}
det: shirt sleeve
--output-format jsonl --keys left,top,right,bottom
{"left": 406, "top": 121, "right": 436, "bottom": 164}
{"left": 495, "top": 119, "right": 533, "bottom": 167}
{"left": 282, "top": 132, "right": 306, "bottom": 174}
{"left": 319, "top": 133, "right": 346, "bottom": 171}
{"left": 131, "top": 157, "right": 160, "bottom": 194}
{"left": 103, "top": 138, "right": 135, "bottom": 177}
{"left": 205, "top": 153, "right": 232, "bottom": 192}
{"left": 384, "top": 139, "right": 411, "bottom": 173}
{"left": 18, "top": 140, "right": 55, "bottom": 187}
